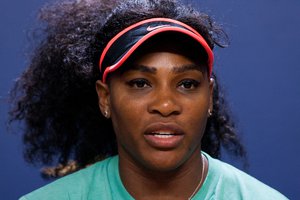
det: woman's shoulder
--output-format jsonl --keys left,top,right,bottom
{"left": 202, "top": 152, "right": 289, "bottom": 200}
{"left": 19, "top": 156, "right": 118, "bottom": 200}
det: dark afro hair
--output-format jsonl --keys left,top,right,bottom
{"left": 9, "top": 0, "right": 246, "bottom": 177}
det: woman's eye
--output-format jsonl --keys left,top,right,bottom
{"left": 127, "top": 79, "right": 151, "bottom": 88}
{"left": 178, "top": 79, "right": 200, "bottom": 89}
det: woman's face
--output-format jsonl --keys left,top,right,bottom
{"left": 96, "top": 46, "right": 213, "bottom": 172}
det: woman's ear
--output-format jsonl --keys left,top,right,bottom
{"left": 96, "top": 80, "right": 110, "bottom": 118}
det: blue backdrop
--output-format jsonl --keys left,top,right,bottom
{"left": 0, "top": 0, "right": 299, "bottom": 199}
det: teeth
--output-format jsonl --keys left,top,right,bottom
{"left": 153, "top": 131, "right": 173, "bottom": 135}
{"left": 153, "top": 134, "right": 173, "bottom": 138}
{"left": 152, "top": 132, "right": 175, "bottom": 138}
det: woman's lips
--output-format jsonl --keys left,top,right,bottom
{"left": 144, "top": 123, "right": 184, "bottom": 150}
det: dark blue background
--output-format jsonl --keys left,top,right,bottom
{"left": 1, "top": 0, "right": 299, "bottom": 199}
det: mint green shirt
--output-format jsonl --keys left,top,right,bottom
{"left": 20, "top": 153, "right": 288, "bottom": 200}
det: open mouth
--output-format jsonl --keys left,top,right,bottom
{"left": 144, "top": 124, "right": 185, "bottom": 149}
{"left": 145, "top": 123, "right": 184, "bottom": 136}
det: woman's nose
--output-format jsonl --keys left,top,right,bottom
{"left": 147, "top": 87, "right": 182, "bottom": 117}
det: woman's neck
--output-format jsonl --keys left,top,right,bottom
{"left": 118, "top": 149, "right": 207, "bottom": 200}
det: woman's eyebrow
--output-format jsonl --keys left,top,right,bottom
{"left": 126, "top": 64, "right": 157, "bottom": 74}
{"left": 172, "top": 64, "right": 204, "bottom": 74}
{"left": 123, "top": 64, "right": 203, "bottom": 74}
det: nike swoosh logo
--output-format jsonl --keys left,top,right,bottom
{"left": 146, "top": 25, "right": 170, "bottom": 32}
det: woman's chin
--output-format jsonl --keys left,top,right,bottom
{"left": 137, "top": 151, "right": 193, "bottom": 173}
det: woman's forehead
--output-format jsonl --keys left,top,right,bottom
{"left": 115, "top": 46, "right": 208, "bottom": 77}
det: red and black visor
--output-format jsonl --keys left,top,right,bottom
{"left": 99, "top": 18, "right": 214, "bottom": 83}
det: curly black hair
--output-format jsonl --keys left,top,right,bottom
{"left": 9, "top": 0, "right": 246, "bottom": 177}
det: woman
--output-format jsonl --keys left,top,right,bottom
{"left": 10, "top": 0, "right": 288, "bottom": 199}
